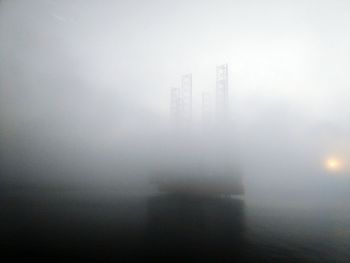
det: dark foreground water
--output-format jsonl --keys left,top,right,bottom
{"left": 1, "top": 190, "right": 349, "bottom": 262}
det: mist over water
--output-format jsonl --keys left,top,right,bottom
{"left": 1, "top": 0, "right": 350, "bottom": 262}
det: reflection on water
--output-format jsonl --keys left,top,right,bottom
{"left": 145, "top": 194, "right": 245, "bottom": 261}
{"left": 1, "top": 190, "right": 350, "bottom": 262}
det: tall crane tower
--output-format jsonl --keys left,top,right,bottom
{"left": 202, "top": 90, "right": 211, "bottom": 122}
{"left": 170, "top": 74, "right": 192, "bottom": 123}
{"left": 181, "top": 74, "right": 192, "bottom": 122}
{"left": 216, "top": 64, "right": 229, "bottom": 120}
{"left": 170, "top": 87, "right": 181, "bottom": 121}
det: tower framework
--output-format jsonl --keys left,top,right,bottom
{"left": 181, "top": 74, "right": 192, "bottom": 122}
{"left": 216, "top": 64, "right": 229, "bottom": 119}
{"left": 170, "top": 87, "right": 181, "bottom": 120}
{"left": 170, "top": 74, "right": 192, "bottom": 123}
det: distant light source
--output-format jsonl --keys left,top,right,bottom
{"left": 325, "top": 157, "right": 342, "bottom": 172}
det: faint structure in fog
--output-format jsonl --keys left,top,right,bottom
{"left": 181, "top": 74, "right": 192, "bottom": 122}
{"left": 216, "top": 64, "right": 229, "bottom": 119}
{"left": 170, "top": 87, "right": 181, "bottom": 121}
{"left": 202, "top": 90, "right": 212, "bottom": 122}
{"left": 170, "top": 74, "right": 192, "bottom": 123}
{"left": 170, "top": 65, "right": 230, "bottom": 123}
{"left": 156, "top": 64, "right": 244, "bottom": 197}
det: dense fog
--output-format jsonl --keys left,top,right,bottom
{"left": 1, "top": 0, "right": 350, "bottom": 207}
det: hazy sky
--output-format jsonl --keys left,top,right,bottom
{"left": 1, "top": 0, "right": 349, "bottom": 193}
{"left": 2, "top": 0, "right": 350, "bottom": 120}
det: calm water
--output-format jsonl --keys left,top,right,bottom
{"left": 1, "top": 190, "right": 349, "bottom": 262}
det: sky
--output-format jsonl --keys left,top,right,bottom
{"left": 0, "top": 0, "right": 349, "bottom": 200}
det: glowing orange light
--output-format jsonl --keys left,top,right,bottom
{"left": 325, "top": 157, "right": 342, "bottom": 172}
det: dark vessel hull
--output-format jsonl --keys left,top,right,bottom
{"left": 151, "top": 175, "right": 244, "bottom": 196}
